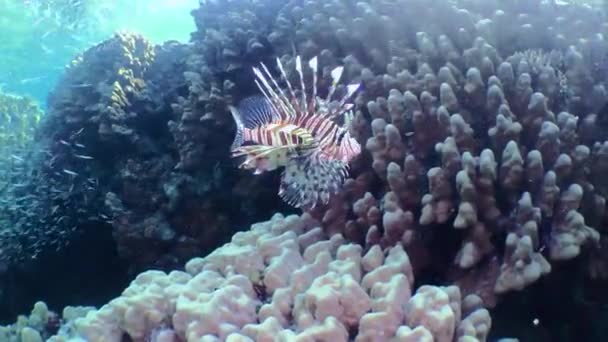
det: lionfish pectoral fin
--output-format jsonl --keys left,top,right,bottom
{"left": 233, "top": 144, "right": 294, "bottom": 172}
{"left": 240, "top": 153, "right": 272, "bottom": 172}
{"left": 279, "top": 155, "right": 349, "bottom": 209}
{"left": 232, "top": 144, "right": 294, "bottom": 157}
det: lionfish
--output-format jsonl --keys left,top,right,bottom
{"left": 230, "top": 56, "right": 361, "bottom": 209}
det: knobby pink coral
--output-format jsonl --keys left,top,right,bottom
{"left": 49, "top": 214, "right": 491, "bottom": 342}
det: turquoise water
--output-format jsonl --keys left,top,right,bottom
{"left": 0, "top": 0, "right": 197, "bottom": 107}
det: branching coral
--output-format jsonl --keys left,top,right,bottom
{"left": 227, "top": 0, "right": 608, "bottom": 308}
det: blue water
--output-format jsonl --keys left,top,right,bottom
{"left": 0, "top": 0, "right": 197, "bottom": 108}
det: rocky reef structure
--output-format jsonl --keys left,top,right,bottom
{"left": 4, "top": 0, "right": 608, "bottom": 340}
{"left": 37, "top": 31, "right": 292, "bottom": 275}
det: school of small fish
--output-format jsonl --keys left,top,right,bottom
{"left": 0, "top": 124, "right": 107, "bottom": 263}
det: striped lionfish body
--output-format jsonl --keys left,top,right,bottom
{"left": 230, "top": 56, "right": 361, "bottom": 209}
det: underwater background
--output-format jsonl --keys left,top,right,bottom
{"left": 0, "top": 0, "right": 197, "bottom": 107}
{"left": 2, "top": 0, "right": 608, "bottom": 341}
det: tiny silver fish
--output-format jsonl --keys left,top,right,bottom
{"left": 19, "top": 76, "right": 44, "bottom": 84}
{"left": 70, "top": 83, "right": 93, "bottom": 89}
{"left": 10, "top": 154, "right": 24, "bottom": 162}
{"left": 71, "top": 128, "right": 85, "bottom": 137}
{"left": 63, "top": 169, "right": 78, "bottom": 176}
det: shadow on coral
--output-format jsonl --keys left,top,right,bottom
{"left": 489, "top": 256, "right": 608, "bottom": 342}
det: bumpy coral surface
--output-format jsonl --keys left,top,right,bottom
{"left": 48, "top": 214, "right": 491, "bottom": 342}
{"left": 0, "top": 301, "right": 94, "bottom": 342}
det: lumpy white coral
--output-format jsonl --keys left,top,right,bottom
{"left": 49, "top": 214, "right": 491, "bottom": 342}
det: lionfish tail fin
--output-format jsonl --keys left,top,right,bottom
{"left": 229, "top": 105, "right": 245, "bottom": 149}
{"left": 236, "top": 96, "right": 276, "bottom": 128}
{"left": 230, "top": 96, "right": 277, "bottom": 150}
{"left": 279, "top": 154, "right": 349, "bottom": 209}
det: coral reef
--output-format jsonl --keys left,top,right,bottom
{"left": 48, "top": 214, "right": 492, "bottom": 342}
{"left": 0, "top": 301, "right": 94, "bottom": 342}
{"left": 227, "top": 0, "right": 608, "bottom": 308}
{"left": 5, "top": 0, "right": 608, "bottom": 340}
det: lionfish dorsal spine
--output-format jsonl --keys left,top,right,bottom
{"left": 253, "top": 66, "right": 291, "bottom": 119}
{"left": 276, "top": 57, "right": 297, "bottom": 103}
{"left": 253, "top": 78, "right": 281, "bottom": 118}
{"left": 260, "top": 62, "right": 296, "bottom": 118}
{"left": 252, "top": 67, "right": 277, "bottom": 104}
{"left": 335, "top": 83, "right": 360, "bottom": 116}
{"left": 308, "top": 56, "right": 318, "bottom": 115}
{"left": 345, "top": 83, "right": 360, "bottom": 102}
{"left": 323, "top": 80, "right": 360, "bottom": 119}
{"left": 343, "top": 107, "right": 354, "bottom": 130}
{"left": 326, "top": 66, "right": 344, "bottom": 102}
{"left": 295, "top": 56, "right": 308, "bottom": 116}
